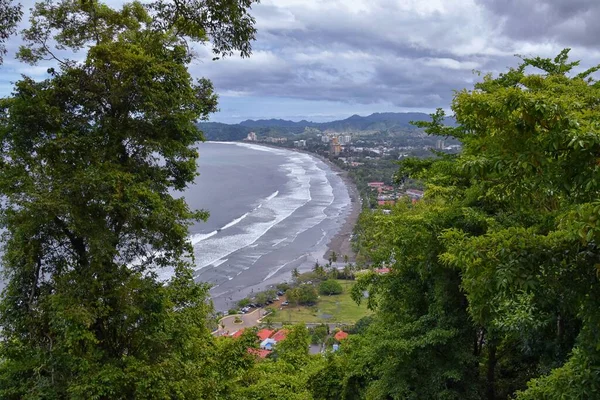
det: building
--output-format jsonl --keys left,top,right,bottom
{"left": 230, "top": 329, "right": 245, "bottom": 338}
{"left": 330, "top": 136, "right": 341, "bottom": 156}
{"left": 406, "top": 189, "right": 424, "bottom": 200}
{"left": 271, "top": 329, "right": 289, "bottom": 343}
{"left": 257, "top": 329, "right": 274, "bottom": 341}
{"left": 247, "top": 348, "right": 271, "bottom": 359}
{"left": 334, "top": 331, "right": 349, "bottom": 341}
{"left": 375, "top": 268, "right": 390, "bottom": 274}
{"left": 321, "top": 135, "right": 330, "bottom": 143}
{"left": 367, "top": 182, "right": 385, "bottom": 188}
{"left": 246, "top": 132, "right": 257, "bottom": 141}
{"left": 260, "top": 338, "right": 276, "bottom": 350}
{"left": 265, "top": 137, "right": 287, "bottom": 144}
{"left": 339, "top": 134, "right": 352, "bottom": 145}
{"left": 435, "top": 139, "right": 445, "bottom": 149}
{"left": 294, "top": 140, "right": 306, "bottom": 147}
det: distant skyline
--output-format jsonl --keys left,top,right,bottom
{"left": 2, "top": 0, "right": 600, "bottom": 123}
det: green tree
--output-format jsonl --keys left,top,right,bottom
{"left": 319, "top": 280, "right": 343, "bottom": 296}
{"left": 328, "top": 251, "right": 338, "bottom": 264}
{"left": 0, "top": 0, "right": 21, "bottom": 63}
{"left": 0, "top": 0, "right": 257, "bottom": 398}
{"left": 287, "top": 285, "right": 318, "bottom": 306}
{"left": 276, "top": 325, "right": 310, "bottom": 367}
{"left": 345, "top": 49, "right": 600, "bottom": 399}
{"left": 254, "top": 292, "right": 268, "bottom": 306}
{"left": 310, "top": 323, "right": 329, "bottom": 345}
{"left": 238, "top": 298, "right": 251, "bottom": 308}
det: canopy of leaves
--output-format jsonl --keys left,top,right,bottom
{"left": 319, "top": 279, "right": 343, "bottom": 295}
{"left": 0, "top": 0, "right": 257, "bottom": 397}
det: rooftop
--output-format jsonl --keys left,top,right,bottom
{"left": 271, "top": 329, "right": 289, "bottom": 342}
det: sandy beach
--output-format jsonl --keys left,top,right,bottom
{"left": 202, "top": 142, "right": 362, "bottom": 311}
{"left": 252, "top": 143, "right": 361, "bottom": 262}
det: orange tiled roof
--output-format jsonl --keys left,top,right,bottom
{"left": 257, "top": 329, "right": 274, "bottom": 341}
{"left": 247, "top": 348, "right": 271, "bottom": 359}
{"left": 271, "top": 329, "right": 289, "bottom": 342}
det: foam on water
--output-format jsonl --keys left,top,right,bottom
{"left": 221, "top": 213, "right": 249, "bottom": 230}
{"left": 154, "top": 142, "right": 351, "bottom": 286}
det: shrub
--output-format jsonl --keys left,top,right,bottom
{"left": 319, "top": 280, "right": 343, "bottom": 295}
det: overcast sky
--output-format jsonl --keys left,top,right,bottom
{"left": 2, "top": 0, "right": 600, "bottom": 123}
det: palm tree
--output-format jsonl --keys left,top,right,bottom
{"left": 329, "top": 251, "right": 338, "bottom": 264}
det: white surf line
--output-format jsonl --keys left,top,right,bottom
{"left": 189, "top": 230, "right": 218, "bottom": 245}
{"left": 263, "top": 254, "right": 307, "bottom": 282}
{"left": 211, "top": 258, "right": 228, "bottom": 268}
{"left": 221, "top": 212, "right": 249, "bottom": 230}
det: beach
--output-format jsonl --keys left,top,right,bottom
{"left": 185, "top": 142, "right": 360, "bottom": 312}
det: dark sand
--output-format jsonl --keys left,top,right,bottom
{"left": 208, "top": 144, "right": 361, "bottom": 311}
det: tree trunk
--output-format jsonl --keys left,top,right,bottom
{"left": 486, "top": 342, "right": 497, "bottom": 400}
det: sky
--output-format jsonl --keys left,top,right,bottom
{"left": 2, "top": 0, "right": 600, "bottom": 123}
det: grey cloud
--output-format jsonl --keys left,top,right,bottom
{"left": 478, "top": 0, "right": 600, "bottom": 47}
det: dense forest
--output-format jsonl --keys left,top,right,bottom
{"left": 0, "top": 0, "right": 599, "bottom": 398}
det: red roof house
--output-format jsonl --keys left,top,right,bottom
{"left": 231, "top": 329, "right": 245, "bottom": 338}
{"left": 247, "top": 348, "right": 272, "bottom": 359}
{"left": 334, "top": 331, "right": 349, "bottom": 341}
{"left": 375, "top": 268, "right": 390, "bottom": 275}
{"left": 368, "top": 182, "right": 385, "bottom": 188}
{"left": 271, "top": 329, "right": 289, "bottom": 343}
{"left": 257, "top": 329, "right": 274, "bottom": 341}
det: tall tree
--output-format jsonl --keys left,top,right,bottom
{"left": 0, "top": 0, "right": 257, "bottom": 397}
{"left": 0, "top": 0, "right": 21, "bottom": 63}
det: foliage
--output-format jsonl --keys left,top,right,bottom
{"left": 343, "top": 49, "right": 600, "bottom": 399}
{"left": 238, "top": 298, "right": 251, "bottom": 308}
{"left": 0, "top": 0, "right": 257, "bottom": 398}
{"left": 286, "top": 284, "right": 318, "bottom": 306}
{"left": 319, "top": 279, "right": 343, "bottom": 295}
{"left": 309, "top": 324, "right": 329, "bottom": 345}
{"left": 0, "top": 0, "right": 21, "bottom": 63}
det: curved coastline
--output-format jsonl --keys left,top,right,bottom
{"left": 200, "top": 141, "right": 360, "bottom": 312}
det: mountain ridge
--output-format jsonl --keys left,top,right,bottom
{"left": 199, "top": 112, "right": 450, "bottom": 141}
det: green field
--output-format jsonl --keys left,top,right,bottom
{"left": 269, "top": 280, "right": 371, "bottom": 324}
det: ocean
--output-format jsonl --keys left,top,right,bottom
{"left": 0, "top": 142, "right": 352, "bottom": 312}
{"left": 174, "top": 142, "right": 352, "bottom": 311}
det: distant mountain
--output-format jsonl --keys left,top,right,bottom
{"left": 239, "top": 119, "right": 318, "bottom": 128}
{"left": 198, "top": 112, "right": 449, "bottom": 141}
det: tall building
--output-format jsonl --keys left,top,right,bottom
{"left": 340, "top": 134, "right": 352, "bottom": 145}
{"left": 246, "top": 131, "right": 257, "bottom": 141}
{"left": 330, "top": 136, "right": 341, "bottom": 156}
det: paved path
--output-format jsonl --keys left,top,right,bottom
{"left": 216, "top": 309, "right": 269, "bottom": 336}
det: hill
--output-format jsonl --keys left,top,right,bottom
{"left": 198, "top": 112, "right": 443, "bottom": 141}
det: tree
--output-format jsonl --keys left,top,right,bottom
{"left": 319, "top": 280, "right": 343, "bottom": 296}
{"left": 254, "top": 292, "right": 268, "bottom": 306}
{"left": 313, "top": 262, "right": 326, "bottom": 278}
{"left": 329, "top": 251, "right": 338, "bottom": 264}
{"left": 310, "top": 324, "right": 329, "bottom": 345}
{"left": 0, "top": 0, "right": 21, "bottom": 63}
{"left": 286, "top": 285, "right": 318, "bottom": 306}
{"left": 344, "top": 49, "right": 600, "bottom": 399}
{"left": 276, "top": 325, "right": 310, "bottom": 367}
{"left": 0, "top": 0, "right": 257, "bottom": 397}
{"left": 238, "top": 298, "right": 251, "bottom": 308}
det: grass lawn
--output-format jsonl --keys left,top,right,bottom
{"left": 269, "top": 280, "right": 371, "bottom": 324}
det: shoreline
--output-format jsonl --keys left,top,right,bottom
{"left": 239, "top": 142, "right": 361, "bottom": 263}
{"left": 203, "top": 141, "right": 361, "bottom": 311}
